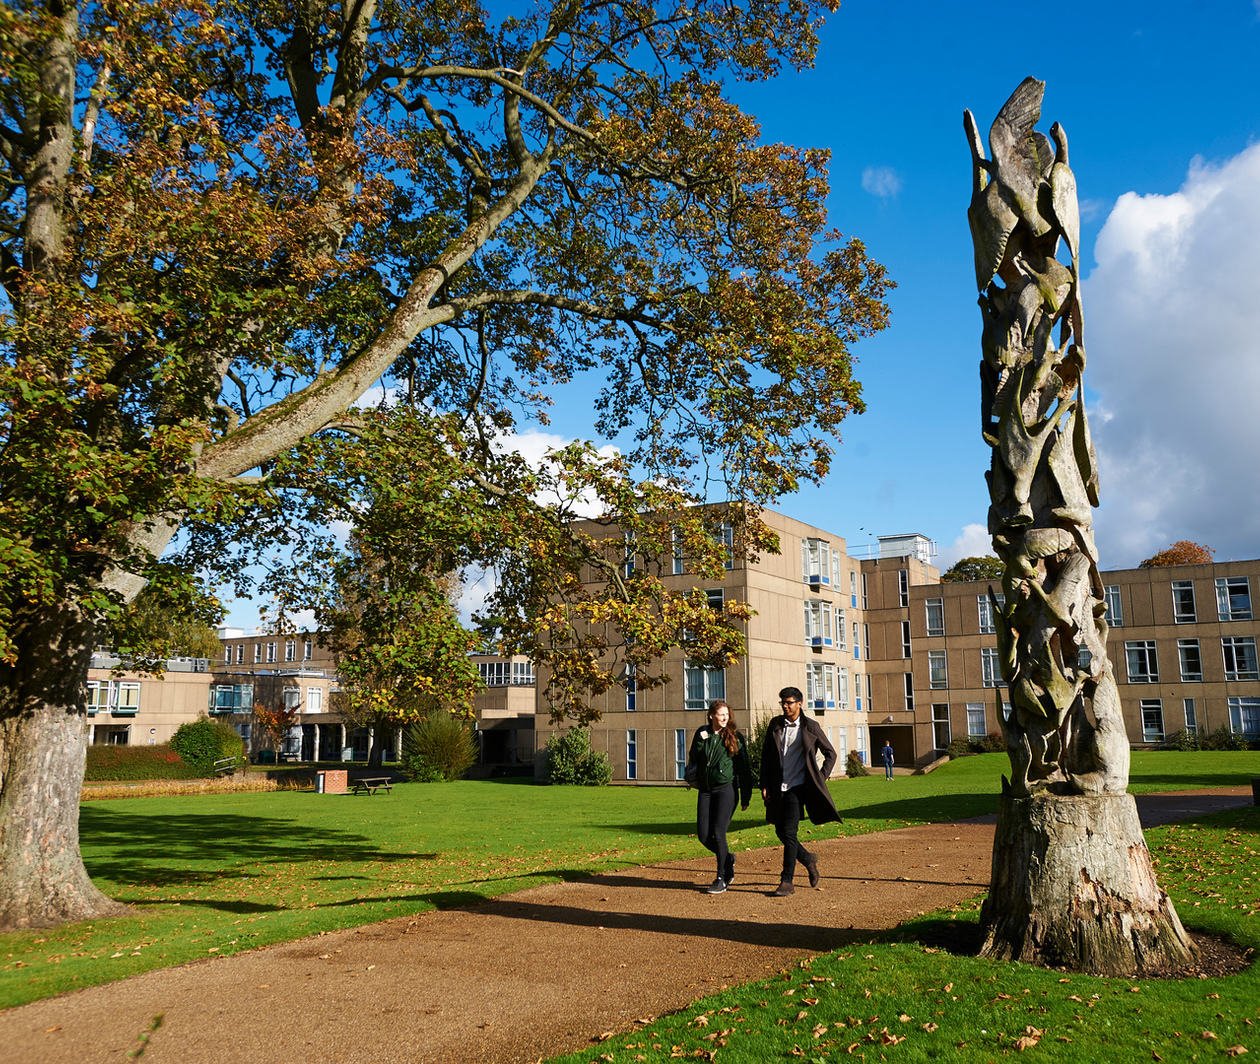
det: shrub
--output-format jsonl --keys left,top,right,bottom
{"left": 1162, "top": 729, "right": 1203, "bottom": 752}
{"left": 85, "top": 744, "right": 205, "bottom": 782}
{"left": 948, "top": 733, "right": 1006, "bottom": 758}
{"left": 544, "top": 728, "right": 612, "bottom": 786}
{"left": 170, "top": 716, "right": 246, "bottom": 776}
{"left": 400, "top": 710, "right": 477, "bottom": 782}
{"left": 845, "top": 749, "right": 869, "bottom": 777}
{"left": 1201, "top": 726, "right": 1249, "bottom": 752}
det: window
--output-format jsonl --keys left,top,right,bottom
{"left": 1178, "top": 639, "right": 1203, "bottom": 682}
{"left": 674, "top": 729, "right": 687, "bottom": 781}
{"left": 928, "top": 650, "right": 948, "bottom": 689}
{"left": 1077, "top": 645, "right": 1093, "bottom": 670}
{"left": 1104, "top": 585, "right": 1123, "bottom": 627}
{"left": 966, "top": 703, "right": 986, "bottom": 737}
{"left": 235, "top": 644, "right": 245, "bottom": 664}
{"left": 253, "top": 643, "right": 262, "bottom": 663}
{"left": 1172, "top": 581, "right": 1197, "bottom": 623}
{"left": 801, "top": 537, "right": 832, "bottom": 585}
{"left": 861, "top": 573, "right": 868, "bottom": 610}
{"left": 210, "top": 683, "right": 253, "bottom": 714}
{"left": 684, "top": 662, "right": 725, "bottom": 711}
{"left": 864, "top": 624, "right": 870, "bottom": 659}
{"left": 626, "top": 730, "right": 638, "bottom": 780}
{"left": 1140, "top": 699, "right": 1164, "bottom": 743}
{"left": 978, "top": 592, "right": 1005, "bottom": 634}
{"left": 512, "top": 660, "right": 535, "bottom": 685}
{"left": 852, "top": 622, "right": 860, "bottom": 660}
{"left": 903, "top": 672, "right": 914, "bottom": 711}
{"left": 837, "top": 667, "right": 850, "bottom": 710}
{"left": 284, "top": 639, "right": 296, "bottom": 662}
{"left": 1223, "top": 636, "right": 1259, "bottom": 681}
{"left": 838, "top": 727, "right": 849, "bottom": 765}
{"left": 282, "top": 686, "right": 301, "bottom": 710}
{"left": 623, "top": 531, "right": 636, "bottom": 577}
{"left": 850, "top": 571, "right": 858, "bottom": 608}
{"left": 932, "top": 703, "right": 951, "bottom": 749}
{"left": 719, "top": 522, "right": 735, "bottom": 570}
{"left": 807, "top": 662, "right": 837, "bottom": 710}
{"left": 925, "top": 598, "right": 945, "bottom": 637}
{"left": 625, "top": 663, "right": 636, "bottom": 712}
{"left": 1228, "top": 697, "right": 1260, "bottom": 739}
{"left": 307, "top": 687, "right": 323, "bottom": 714}
{"left": 86, "top": 680, "right": 140, "bottom": 716}
{"left": 834, "top": 607, "right": 847, "bottom": 649}
{"left": 705, "top": 588, "right": 724, "bottom": 610}
{"left": 854, "top": 672, "right": 862, "bottom": 713}
{"left": 672, "top": 529, "right": 685, "bottom": 575}
{"left": 1183, "top": 698, "right": 1198, "bottom": 735}
{"left": 303, "top": 639, "right": 313, "bottom": 661}
{"left": 1216, "top": 577, "right": 1252, "bottom": 621}
{"left": 803, "top": 600, "right": 835, "bottom": 647}
{"left": 900, "top": 620, "right": 911, "bottom": 658}
{"left": 223, "top": 646, "right": 233, "bottom": 665}
{"left": 265, "top": 641, "right": 277, "bottom": 663}
{"left": 1124, "top": 640, "right": 1159, "bottom": 683}
{"left": 981, "top": 647, "right": 1002, "bottom": 688}
{"left": 898, "top": 569, "right": 909, "bottom": 608}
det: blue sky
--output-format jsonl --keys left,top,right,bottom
{"left": 221, "top": 1, "right": 1260, "bottom": 629}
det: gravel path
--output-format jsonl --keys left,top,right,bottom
{"left": 3, "top": 788, "right": 1250, "bottom": 1064}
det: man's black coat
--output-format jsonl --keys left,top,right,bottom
{"left": 760, "top": 713, "right": 841, "bottom": 825}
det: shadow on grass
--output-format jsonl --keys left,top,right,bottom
{"left": 837, "top": 793, "right": 998, "bottom": 823}
{"left": 1130, "top": 770, "right": 1255, "bottom": 790}
{"left": 80, "top": 807, "right": 416, "bottom": 888}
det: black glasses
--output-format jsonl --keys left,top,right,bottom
{"left": 779, "top": 699, "right": 800, "bottom": 706}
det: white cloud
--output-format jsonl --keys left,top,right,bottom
{"left": 1085, "top": 143, "right": 1260, "bottom": 566}
{"left": 937, "top": 522, "right": 993, "bottom": 571}
{"left": 861, "top": 165, "right": 902, "bottom": 200}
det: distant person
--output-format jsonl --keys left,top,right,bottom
{"left": 881, "top": 740, "right": 896, "bottom": 780}
{"left": 687, "top": 700, "right": 752, "bottom": 894}
{"left": 760, "top": 687, "right": 839, "bottom": 896}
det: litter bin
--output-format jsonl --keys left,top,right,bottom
{"left": 341, "top": 746, "right": 353, "bottom": 762}
{"left": 316, "top": 771, "right": 326, "bottom": 794}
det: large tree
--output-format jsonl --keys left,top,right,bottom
{"left": 0, "top": 1, "right": 890, "bottom": 927}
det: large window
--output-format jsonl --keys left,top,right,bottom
{"left": 626, "top": 730, "right": 637, "bottom": 780}
{"left": 1178, "top": 639, "right": 1203, "bottom": 682}
{"left": 210, "top": 683, "right": 253, "bottom": 714}
{"left": 900, "top": 620, "right": 911, "bottom": 658}
{"left": 674, "top": 729, "right": 687, "bottom": 781}
{"left": 235, "top": 644, "right": 245, "bottom": 664}
{"left": 925, "top": 598, "right": 945, "bottom": 637}
{"left": 1183, "top": 698, "right": 1198, "bottom": 735}
{"left": 87, "top": 680, "right": 141, "bottom": 716}
{"left": 852, "top": 622, "right": 860, "bottom": 660}
{"left": 307, "top": 687, "right": 324, "bottom": 714}
{"left": 477, "top": 660, "right": 536, "bottom": 686}
{"left": 903, "top": 672, "right": 914, "bottom": 711}
{"left": 1171, "top": 581, "right": 1197, "bottom": 623}
{"left": 897, "top": 569, "right": 909, "bottom": 608}
{"left": 850, "top": 571, "right": 858, "bottom": 608}
{"left": 719, "top": 522, "right": 735, "bottom": 571}
{"left": 303, "top": 639, "right": 313, "bottom": 661}
{"left": 804, "top": 600, "right": 836, "bottom": 647}
{"left": 1222, "top": 636, "right": 1259, "bottom": 681}
{"left": 1124, "top": 640, "right": 1159, "bottom": 683}
{"left": 932, "top": 704, "right": 951, "bottom": 750}
{"left": 1216, "top": 577, "right": 1252, "bottom": 621}
{"left": 684, "top": 662, "right": 725, "bottom": 711}
{"left": 265, "top": 641, "right": 277, "bottom": 663}
{"left": 1140, "top": 699, "right": 1164, "bottom": 743}
{"left": 1228, "top": 697, "right": 1260, "bottom": 739}
{"left": 981, "top": 647, "right": 1002, "bottom": 688}
{"left": 284, "top": 639, "right": 296, "bottom": 663}
{"left": 928, "top": 650, "right": 948, "bottom": 689}
{"left": 966, "top": 703, "right": 986, "bottom": 737}
{"left": 807, "top": 662, "right": 837, "bottom": 711}
{"left": 671, "top": 528, "right": 685, "bottom": 575}
{"left": 625, "top": 663, "right": 636, "bottom": 712}
{"left": 1104, "top": 585, "right": 1123, "bottom": 627}
{"left": 977, "top": 592, "right": 1005, "bottom": 635}
{"left": 801, "top": 537, "right": 832, "bottom": 585}
{"left": 837, "top": 667, "right": 850, "bottom": 710}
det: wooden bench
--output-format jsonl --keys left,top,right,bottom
{"left": 350, "top": 777, "right": 393, "bottom": 796}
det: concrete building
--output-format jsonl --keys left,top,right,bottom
{"left": 87, "top": 653, "right": 213, "bottom": 746}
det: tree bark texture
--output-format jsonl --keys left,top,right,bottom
{"left": 965, "top": 79, "right": 1196, "bottom": 973}
{"left": 0, "top": 604, "right": 128, "bottom": 929}
{"left": 980, "top": 793, "right": 1196, "bottom": 976}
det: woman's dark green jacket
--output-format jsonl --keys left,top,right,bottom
{"left": 688, "top": 726, "right": 753, "bottom": 806}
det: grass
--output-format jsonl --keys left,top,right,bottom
{"left": 553, "top": 805, "right": 1260, "bottom": 1063}
{"left": 0, "top": 750, "right": 1255, "bottom": 1012}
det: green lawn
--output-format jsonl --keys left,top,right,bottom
{"left": 0, "top": 750, "right": 1255, "bottom": 1011}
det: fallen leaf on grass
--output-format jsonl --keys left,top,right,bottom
{"left": 1202, "top": 1031, "right": 1219, "bottom": 1041}
{"left": 922, "top": 1023, "right": 939, "bottom": 1033}
{"left": 1225, "top": 1048, "right": 1248, "bottom": 1057}
{"left": 1013, "top": 1026, "right": 1044, "bottom": 1051}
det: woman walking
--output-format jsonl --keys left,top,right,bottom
{"left": 687, "top": 699, "right": 753, "bottom": 894}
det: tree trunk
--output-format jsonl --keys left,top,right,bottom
{"left": 979, "top": 792, "right": 1196, "bottom": 976}
{"left": 0, "top": 604, "right": 129, "bottom": 929}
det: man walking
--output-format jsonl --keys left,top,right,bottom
{"left": 881, "top": 740, "right": 896, "bottom": 780}
{"left": 759, "top": 686, "right": 840, "bottom": 896}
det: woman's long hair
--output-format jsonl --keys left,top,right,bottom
{"left": 708, "top": 700, "right": 740, "bottom": 756}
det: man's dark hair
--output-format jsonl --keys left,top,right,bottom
{"left": 779, "top": 686, "right": 803, "bottom": 703}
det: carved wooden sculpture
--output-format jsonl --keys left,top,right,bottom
{"left": 964, "top": 78, "right": 1196, "bottom": 974}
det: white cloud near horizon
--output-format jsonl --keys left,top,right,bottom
{"left": 937, "top": 522, "right": 993, "bottom": 571}
{"left": 1086, "top": 142, "right": 1260, "bottom": 566}
{"left": 861, "top": 165, "right": 902, "bottom": 199}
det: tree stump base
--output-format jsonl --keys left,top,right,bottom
{"left": 979, "top": 791, "right": 1197, "bottom": 976}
